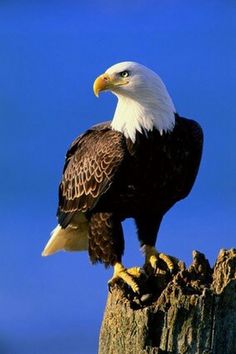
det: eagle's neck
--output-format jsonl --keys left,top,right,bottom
{"left": 111, "top": 87, "right": 176, "bottom": 143}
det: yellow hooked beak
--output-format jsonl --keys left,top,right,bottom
{"left": 93, "top": 72, "right": 129, "bottom": 97}
{"left": 93, "top": 73, "right": 113, "bottom": 97}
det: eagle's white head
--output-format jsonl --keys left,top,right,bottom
{"left": 93, "top": 61, "right": 176, "bottom": 143}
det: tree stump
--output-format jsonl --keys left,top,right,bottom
{"left": 99, "top": 249, "right": 236, "bottom": 354}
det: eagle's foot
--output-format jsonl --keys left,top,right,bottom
{"left": 143, "top": 245, "right": 174, "bottom": 274}
{"left": 108, "top": 263, "right": 142, "bottom": 294}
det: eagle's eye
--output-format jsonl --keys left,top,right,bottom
{"left": 119, "top": 70, "right": 130, "bottom": 78}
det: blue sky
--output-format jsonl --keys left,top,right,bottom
{"left": 1, "top": 1, "right": 236, "bottom": 353}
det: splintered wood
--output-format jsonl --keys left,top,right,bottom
{"left": 99, "top": 249, "right": 236, "bottom": 354}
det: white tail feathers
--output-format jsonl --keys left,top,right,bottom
{"left": 42, "top": 222, "right": 88, "bottom": 256}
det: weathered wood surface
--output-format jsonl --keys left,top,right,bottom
{"left": 99, "top": 249, "right": 236, "bottom": 354}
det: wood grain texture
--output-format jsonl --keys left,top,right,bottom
{"left": 99, "top": 249, "right": 236, "bottom": 354}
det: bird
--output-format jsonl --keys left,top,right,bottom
{"left": 42, "top": 61, "right": 203, "bottom": 294}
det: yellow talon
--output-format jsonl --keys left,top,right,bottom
{"left": 159, "top": 252, "right": 174, "bottom": 271}
{"left": 126, "top": 266, "right": 142, "bottom": 277}
{"left": 108, "top": 263, "right": 141, "bottom": 293}
{"left": 149, "top": 254, "right": 158, "bottom": 270}
{"left": 143, "top": 245, "right": 174, "bottom": 272}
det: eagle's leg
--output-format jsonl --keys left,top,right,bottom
{"left": 88, "top": 212, "right": 141, "bottom": 293}
{"left": 135, "top": 214, "right": 174, "bottom": 273}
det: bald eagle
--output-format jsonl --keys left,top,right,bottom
{"left": 42, "top": 61, "right": 203, "bottom": 293}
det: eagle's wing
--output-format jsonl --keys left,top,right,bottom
{"left": 57, "top": 124, "right": 125, "bottom": 227}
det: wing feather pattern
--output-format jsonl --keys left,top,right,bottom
{"left": 57, "top": 124, "right": 125, "bottom": 227}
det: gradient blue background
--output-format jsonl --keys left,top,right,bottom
{"left": 1, "top": 1, "right": 236, "bottom": 353}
